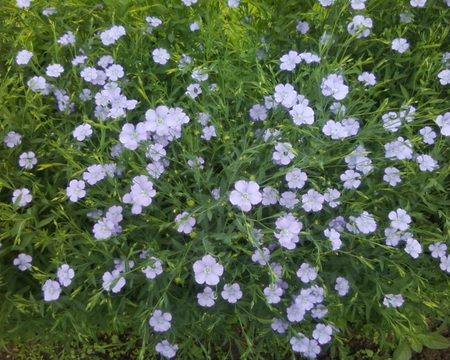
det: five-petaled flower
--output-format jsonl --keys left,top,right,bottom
{"left": 13, "top": 253, "right": 32, "bottom": 271}
{"left": 229, "top": 180, "right": 262, "bottom": 212}
{"left": 193, "top": 255, "right": 224, "bottom": 285}
{"left": 12, "top": 188, "right": 32, "bottom": 207}
{"left": 149, "top": 310, "right": 172, "bottom": 332}
{"left": 42, "top": 280, "right": 62, "bottom": 301}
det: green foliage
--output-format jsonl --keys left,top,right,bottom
{"left": 1, "top": 0, "right": 450, "bottom": 359}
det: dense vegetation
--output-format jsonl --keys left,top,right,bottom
{"left": 1, "top": 0, "right": 450, "bottom": 359}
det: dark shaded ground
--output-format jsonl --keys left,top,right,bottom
{"left": 411, "top": 348, "right": 450, "bottom": 360}
{"left": 2, "top": 346, "right": 450, "bottom": 360}
{"left": 2, "top": 329, "right": 450, "bottom": 360}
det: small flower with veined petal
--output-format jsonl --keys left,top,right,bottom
{"left": 229, "top": 180, "right": 262, "bottom": 212}
{"left": 193, "top": 255, "right": 223, "bottom": 285}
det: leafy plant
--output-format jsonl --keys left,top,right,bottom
{"left": 1, "top": 0, "right": 450, "bottom": 359}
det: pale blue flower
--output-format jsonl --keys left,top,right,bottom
{"left": 322, "top": 120, "right": 348, "bottom": 139}
{"left": 279, "top": 191, "right": 298, "bottom": 209}
{"left": 149, "top": 310, "right": 172, "bottom": 332}
{"left": 429, "top": 242, "right": 447, "bottom": 258}
{"left": 313, "top": 324, "right": 333, "bottom": 345}
{"left": 347, "top": 15, "right": 372, "bottom": 38}
{"left": 404, "top": 238, "right": 422, "bottom": 258}
{"left": 419, "top": 126, "right": 437, "bottom": 144}
{"left": 274, "top": 83, "right": 297, "bottom": 108}
{"left": 296, "top": 263, "right": 317, "bottom": 283}
{"left": 221, "top": 283, "right": 243, "bottom": 303}
{"left": 4, "top": 131, "right": 22, "bottom": 148}
{"left": 100, "top": 25, "right": 126, "bottom": 46}
{"left": 383, "top": 167, "right": 402, "bottom": 186}
{"left": 229, "top": 180, "right": 262, "bottom": 212}
{"left": 185, "top": 83, "right": 202, "bottom": 99}
{"left": 351, "top": 0, "right": 366, "bottom": 9}
{"left": 410, "top": 0, "right": 427, "bottom": 6}
{"left": 438, "top": 69, "right": 450, "bottom": 85}
{"left": 175, "top": 212, "right": 196, "bottom": 234}
{"left": 271, "top": 318, "right": 288, "bottom": 333}
{"left": 324, "top": 228, "right": 342, "bottom": 250}
{"left": 249, "top": 104, "right": 267, "bottom": 121}
{"left": 12, "top": 188, "right": 32, "bottom": 207}
{"left": 18, "top": 151, "right": 37, "bottom": 169}
{"left": 274, "top": 213, "right": 302, "bottom": 249}
{"left": 152, "top": 48, "right": 170, "bottom": 65}
{"left": 42, "top": 6, "right": 57, "bottom": 15}
{"left": 436, "top": 112, "right": 450, "bottom": 136}
{"left": 391, "top": 38, "right": 409, "bottom": 53}
{"left": 264, "top": 284, "right": 283, "bottom": 304}
{"left": 296, "top": 20, "right": 310, "bottom": 34}
{"left": 290, "top": 103, "right": 315, "bottom": 125}
{"left": 440, "top": 255, "right": 450, "bottom": 272}
{"left": 354, "top": 211, "right": 377, "bottom": 234}
{"left": 66, "top": 180, "right": 86, "bottom": 202}
{"left": 193, "top": 255, "right": 223, "bottom": 285}
{"left": 73, "top": 124, "right": 93, "bottom": 141}
{"left": 272, "top": 142, "right": 295, "bottom": 165}
{"left": 142, "top": 256, "right": 163, "bottom": 279}
{"left": 227, "top": 0, "right": 240, "bottom": 7}
{"left": 251, "top": 248, "right": 270, "bottom": 265}
{"left": 102, "top": 270, "right": 126, "bottom": 293}
{"left": 383, "top": 294, "right": 404, "bottom": 307}
{"left": 197, "top": 286, "right": 216, "bottom": 307}
{"left": 417, "top": 154, "right": 439, "bottom": 172}
{"left": 389, "top": 208, "right": 411, "bottom": 231}
{"left": 57, "top": 31, "right": 75, "bottom": 45}
{"left": 280, "top": 51, "right": 301, "bottom": 71}
{"left": 285, "top": 168, "right": 307, "bottom": 189}
{"left": 302, "top": 189, "right": 324, "bottom": 212}
{"left": 335, "top": 277, "right": 349, "bottom": 296}
{"left": 13, "top": 253, "right": 32, "bottom": 271}
{"left": 155, "top": 340, "right": 178, "bottom": 359}
{"left": 16, "top": 0, "right": 31, "bottom": 9}
{"left": 42, "top": 280, "right": 61, "bottom": 301}
{"left": 57, "top": 264, "right": 75, "bottom": 287}
{"left": 311, "top": 304, "right": 328, "bottom": 319}
{"left": 16, "top": 50, "right": 33, "bottom": 65}
{"left": 286, "top": 302, "right": 306, "bottom": 322}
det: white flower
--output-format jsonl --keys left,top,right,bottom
{"left": 357, "top": 71, "right": 376, "bottom": 86}
{"left": 12, "top": 188, "right": 33, "bottom": 207}
{"left": 152, "top": 48, "right": 170, "bottom": 65}
{"left": 42, "top": 6, "right": 57, "bottom": 16}
{"left": 73, "top": 124, "right": 93, "bottom": 141}
{"left": 190, "top": 22, "right": 200, "bottom": 32}
{"left": 16, "top": 50, "right": 33, "bottom": 65}
{"left": 438, "top": 69, "right": 450, "bottom": 85}
{"left": 391, "top": 38, "right": 410, "bottom": 53}
{"left": 18, "top": 151, "right": 37, "bottom": 169}
{"left": 318, "top": 0, "right": 335, "bottom": 6}
{"left": 280, "top": 51, "right": 301, "bottom": 71}
{"left": 16, "top": 0, "right": 31, "bottom": 8}
{"left": 351, "top": 0, "right": 366, "bottom": 9}
{"left": 186, "top": 83, "right": 202, "bottom": 99}
{"left": 296, "top": 21, "right": 310, "bottom": 34}
{"left": 410, "top": 0, "right": 427, "bottom": 7}
{"left": 383, "top": 294, "right": 404, "bottom": 307}
{"left": 347, "top": 15, "right": 373, "bottom": 38}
